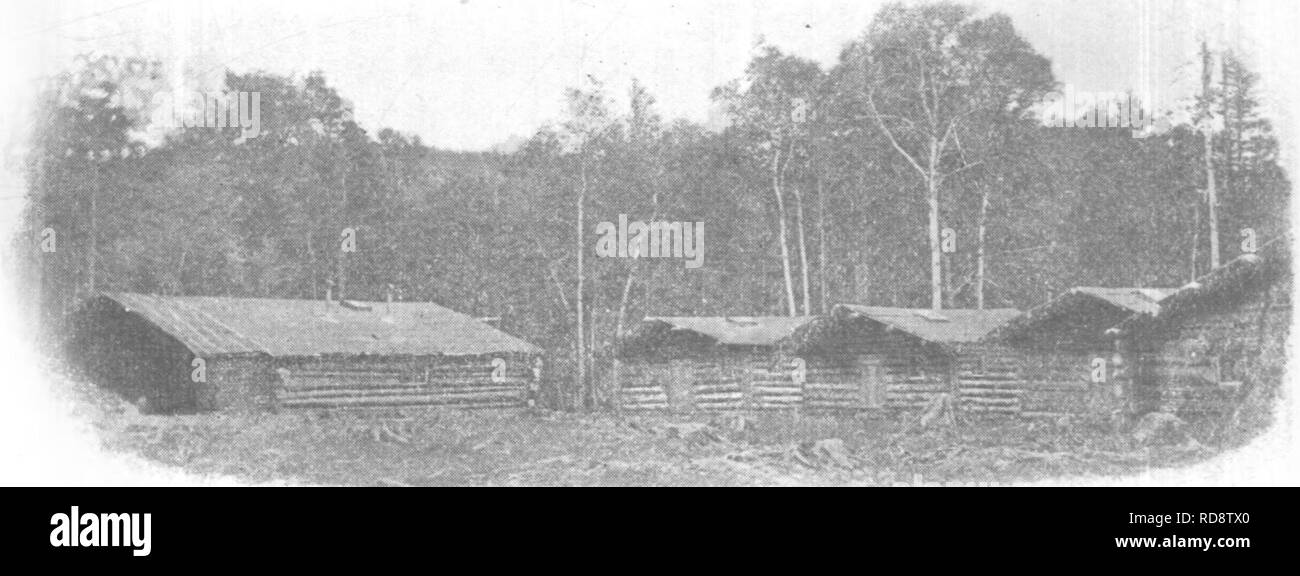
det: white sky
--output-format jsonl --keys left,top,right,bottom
{"left": 3, "top": 0, "right": 1298, "bottom": 157}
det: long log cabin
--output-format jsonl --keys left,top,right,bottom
{"left": 617, "top": 307, "right": 1029, "bottom": 415}
{"left": 66, "top": 292, "right": 543, "bottom": 413}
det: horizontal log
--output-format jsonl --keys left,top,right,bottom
{"left": 279, "top": 389, "right": 525, "bottom": 402}
{"left": 961, "top": 397, "right": 1019, "bottom": 406}
{"left": 280, "top": 396, "right": 525, "bottom": 409}
{"left": 888, "top": 392, "right": 945, "bottom": 401}
{"left": 621, "top": 395, "right": 669, "bottom": 403}
{"left": 959, "top": 388, "right": 1023, "bottom": 397}
{"left": 957, "top": 372, "right": 1022, "bottom": 381}
{"left": 282, "top": 377, "right": 530, "bottom": 391}
{"left": 621, "top": 397, "right": 669, "bottom": 404}
{"left": 286, "top": 366, "right": 524, "bottom": 379}
{"left": 1017, "top": 382, "right": 1093, "bottom": 392}
{"left": 279, "top": 386, "right": 524, "bottom": 399}
{"left": 693, "top": 393, "right": 744, "bottom": 403}
{"left": 1020, "top": 411, "right": 1076, "bottom": 418}
{"left": 622, "top": 387, "right": 667, "bottom": 394}
{"left": 693, "top": 385, "right": 743, "bottom": 395}
{"left": 751, "top": 385, "right": 802, "bottom": 393}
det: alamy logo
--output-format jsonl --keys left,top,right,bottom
{"left": 49, "top": 506, "right": 151, "bottom": 557}
{"left": 151, "top": 91, "right": 262, "bottom": 141}
{"left": 594, "top": 214, "right": 704, "bottom": 269}
{"left": 1040, "top": 85, "right": 1171, "bottom": 138}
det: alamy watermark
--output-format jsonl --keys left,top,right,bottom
{"left": 595, "top": 214, "right": 704, "bottom": 269}
{"left": 49, "top": 506, "right": 151, "bottom": 557}
{"left": 1040, "top": 85, "right": 1170, "bottom": 138}
{"left": 151, "top": 91, "right": 262, "bottom": 140}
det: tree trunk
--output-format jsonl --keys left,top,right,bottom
{"left": 1190, "top": 199, "right": 1200, "bottom": 282}
{"left": 576, "top": 158, "right": 588, "bottom": 412}
{"left": 1204, "top": 126, "right": 1219, "bottom": 269}
{"left": 927, "top": 137, "right": 942, "bottom": 310}
{"left": 817, "top": 175, "right": 828, "bottom": 314}
{"left": 614, "top": 188, "right": 662, "bottom": 341}
{"left": 771, "top": 148, "right": 798, "bottom": 317}
{"left": 792, "top": 185, "right": 811, "bottom": 316}
{"left": 1201, "top": 41, "right": 1220, "bottom": 269}
{"left": 87, "top": 161, "right": 99, "bottom": 296}
{"left": 337, "top": 170, "right": 348, "bottom": 300}
{"left": 976, "top": 185, "right": 989, "bottom": 310}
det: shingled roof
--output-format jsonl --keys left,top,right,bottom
{"left": 95, "top": 292, "right": 542, "bottom": 358}
{"left": 832, "top": 305, "right": 1022, "bottom": 345}
{"left": 638, "top": 316, "right": 818, "bottom": 347}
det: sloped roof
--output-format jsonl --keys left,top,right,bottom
{"left": 97, "top": 292, "right": 542, "bottom": 358}
{"left": 640, "top": 316, "right": 818, "bottom": 347}
{"left": 990, "top": 286, "right": 1174, "bottom": 339}
{"left": 1071, "top": 287, "right": 1174, "bottom": 315}
{"left": 834, "top": 305, "right": 1022, "bottom": 345}
{"left": 1108, "top": 235, "right": 1291, "bottom": 335}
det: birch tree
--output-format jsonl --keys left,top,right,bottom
{"left": 713, "top": 45, "right": 823, "bottom": 316}
{"left": 845, "top": 3, "right": 1052, "bottom": 309}
{"left": 560, "top": 83, "right": 615, "bottom": 410}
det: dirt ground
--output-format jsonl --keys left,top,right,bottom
{"left": 59, "top": 372, "right": 1232, "bottom": 487}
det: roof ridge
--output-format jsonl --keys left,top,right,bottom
{"left": 96, "top": 291, "right": 540, "bottom": 357}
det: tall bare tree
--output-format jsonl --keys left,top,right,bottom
{"left": 848, "top": 3, "right": 1052, "bottom": 309}
{"left": 713, "top": 44, "right": 823, "bottom": 315}
{"left": 561, "top": 83, "right": 614, "bottom": 410}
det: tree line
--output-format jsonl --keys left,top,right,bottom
{"left": 15, "top": 2, "right": 1289, "bottom": 409}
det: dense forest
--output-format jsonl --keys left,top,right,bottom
{"left": 13, "top": 2, "right": 1290, "bottom": 409}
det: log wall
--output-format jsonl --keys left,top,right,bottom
{"left": 616, "top": 327, "right": 959, "bottom": 414}
{"left": 1136, "top": 280, "right": 1290, "bottom": 417}
{"left": 956, "top": 343, "right": 1123, "bottom": 418}
{"left": 615, "top": 315, "right": 1156, "bottom": 419}
{"left": 272, "top": 354, "right": 538, "bottom": 410}
{"left": 617, "top": 351, "right": 761, "bottom": 412}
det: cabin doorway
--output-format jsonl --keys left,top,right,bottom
{"left": 858, "top": 357, "right": 885, "bottom": 409}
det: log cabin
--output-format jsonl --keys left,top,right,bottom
{"left": 1108, "top": 236, "right": 1292, "bottom": 418}
{"left": 617, "top": 307, "right": 1027, "bottom": 415}
{"left": 979, "top": 286, "right": 1175, "bottom": 417}
{"left": 807, "top": 305, "right": 1023, "bottom": 415}
{"left": 614, "top": 316, "right": 818, "bottom": 412}
{"left": 66, "top": 292, "right": 543, "bottom": 413}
